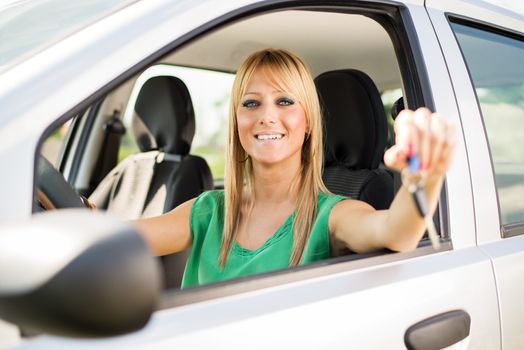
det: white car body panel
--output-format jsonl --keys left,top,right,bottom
{"left": 426, "top": 0, "right": 522, "bottom": 246}
{"left": 16, "top": 249, "right": 498, "bottom": 349}
{"left": 427, "top": 0, "right": 524, "bottom": 348}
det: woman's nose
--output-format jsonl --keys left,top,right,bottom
{"left": 258, "top": 104, "right": 277, "bottom": 124}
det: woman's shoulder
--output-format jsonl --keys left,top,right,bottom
{"left": 198, "top": 189, "right": 224, "bottom": 199}
{"left": 316, "top": 191, "right": 349, "bottom": 219}
{"left": 318, "top": 191, "right": 349, "bottom": 205}
{"left": 190, "top": 190, "right": 225, "bottom": 235}
{"left": 193, "top": 189, "right": 224, "bottom": 210}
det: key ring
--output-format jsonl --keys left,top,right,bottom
{"left": 401, "top": 168, "right": 425, "bottom": 192}
{"left": 401, "top": 155, "right": 426, "bottom": 192}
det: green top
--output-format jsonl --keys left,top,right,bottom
{"left": 181, "top": 190, "right": 347, "bottom": 288}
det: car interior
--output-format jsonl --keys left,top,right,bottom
{"left": 35, "top": 8, "right": 444, "bottom": 291}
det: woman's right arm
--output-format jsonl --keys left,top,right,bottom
{"left": 132, "top": 198, "right": 196, "bottom": 256}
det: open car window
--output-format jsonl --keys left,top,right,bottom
{"left": 35, "top": 5, "right": 448, "bottom": 298}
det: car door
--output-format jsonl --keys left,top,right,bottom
{"left": 426, "top": 1, "right": 524, "bottom": 348}
{"left": 13, "top": 1, "right": 500, "bottom": 349}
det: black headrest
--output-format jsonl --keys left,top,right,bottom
{"left": 132, "top": 76, "right": 195, "bottom": 154}
{"left": 315, "top": 69, "right": 388, "bottom": 169}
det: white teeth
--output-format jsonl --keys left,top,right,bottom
{"left": 256, "top": 134, "right": 283, "bottom": 140}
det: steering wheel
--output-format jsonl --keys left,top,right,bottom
{"left": 37, "top": 155, "right": 86, "bottom": 210}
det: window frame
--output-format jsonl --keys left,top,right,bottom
{"left": 33, "top": 0, "right": 453, "bottom": 307}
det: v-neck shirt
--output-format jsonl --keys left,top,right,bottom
{"left": 181, "top": 190, "right": 347, "bottom": 288}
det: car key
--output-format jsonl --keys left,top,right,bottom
{"left": 402, "top": 155, "right": 441, "bottom": 250}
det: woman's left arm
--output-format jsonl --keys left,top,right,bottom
{"left": 329, "top": 107, "right": 456, "bottom": 253}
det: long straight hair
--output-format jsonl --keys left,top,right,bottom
{"left": 219, "top": 48, "right": 328, "bottom": 267}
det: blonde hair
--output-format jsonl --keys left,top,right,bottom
{"left": 219, "top": 48, "right": 329, "bottom": 267}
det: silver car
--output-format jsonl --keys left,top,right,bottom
{"left": 0, "top": 0, "right": 523, "bottom": 348}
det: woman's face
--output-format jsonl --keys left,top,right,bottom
{"left": 236, "top": 68, "right": 307, "bottom": 169}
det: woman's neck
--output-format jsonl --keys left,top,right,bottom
{"left": 250, "top": 160, "right": 302, "bottom": 204}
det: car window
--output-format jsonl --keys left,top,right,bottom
{"left": 451, "top": 21, "right": 524, "bottom": 230}
{"left": 34, "top": 6, "right": 446, "bottom": 293}
{"left": 381, "top": 88, "right": 403, "bottom": 147}
{"left": 41, "top": 119, "right": 72, "bottom": 167}
{"left": 0, "top": 0, "right": 140, "bottom": 72}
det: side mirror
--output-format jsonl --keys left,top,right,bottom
{"left": 0, "top": 210, "right": 161, "bottom": 338}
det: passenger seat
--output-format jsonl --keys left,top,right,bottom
{"left": 89, "top": 75, "right": 213, "bottom": 288}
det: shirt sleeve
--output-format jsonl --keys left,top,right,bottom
{"left": 189, "top": 190, "right": 223, "bottom": 240}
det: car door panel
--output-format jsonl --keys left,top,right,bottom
{"left": 20, "top": 248, "right": 498, "bottom": 349}
{"left": 481, "top": 237, "right": 524, "bottom": 349}
{"left": 427, "top": 1, "right": 524, "bottom": 349}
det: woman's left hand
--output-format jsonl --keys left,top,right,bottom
{"left": 80, "top": 196, "right": 97, "bottom": 210}
{"left": 383, "top": 107, "right": 457, "bottom": 179}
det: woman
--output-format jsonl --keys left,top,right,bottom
{"left": 134, "top": 48, "right": 456, "bottom": 288}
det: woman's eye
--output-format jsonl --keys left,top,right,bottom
{"left": 242, "top": 100, "right": 259, "bottom": 108}
{"left": 277, "top": 98, "right": 295, "bottom": 106}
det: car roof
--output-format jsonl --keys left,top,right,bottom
{"left": 165, "top": 10, "right": 400, "bottom": 91}
{"left": 479, "top": 0, "right": 524, "bottom": 17}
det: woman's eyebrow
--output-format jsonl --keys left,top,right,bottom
{"left": 244, "top": 90, "right": 285, "bottom": 96}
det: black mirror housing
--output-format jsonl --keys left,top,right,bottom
{"left": 0, "top": 210, "right": 161, "bottom": 338}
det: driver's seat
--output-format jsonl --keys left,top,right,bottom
{"left": 315, "top": 69, "right": 394, "bottom": 209}
{"left": 90, "top": 75, "right": 213, "bottom": 288}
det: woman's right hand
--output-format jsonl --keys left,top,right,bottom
{"left": 383, "top": 107, "right": 456, "bottom": 180}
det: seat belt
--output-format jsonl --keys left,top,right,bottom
{"left": 90, "top": 110, "right": 126, "bottom": 192}
{"left": 155, "top": 152, "right": 182, "bottom": 163}
{"left": 89, "top": 151, "right": 183, "bottom": 220}
{"left": 140, "top": 152, "right": 184, "bottom": 217}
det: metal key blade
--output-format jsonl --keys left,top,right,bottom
{"left": 404, "top": 155, "right": 441, "bottom": 250}
{"left": 424, "top": 215, "right": 440, "bottom": 250}
{"left": 411, "top": 185, "right": 441, "bottom": 251}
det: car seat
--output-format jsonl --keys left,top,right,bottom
{"left": 315, "top": 69, "right": 394, "bottom": 210}
{"left": 89, "top": 75, "right": 213, "bottom": 288}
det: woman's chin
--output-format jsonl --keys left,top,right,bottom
{"left": 250, "top": 154, "right": 301, "bottom": 169}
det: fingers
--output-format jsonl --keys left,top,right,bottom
{"left": 80, "top": 195, "right": 97, "bottom": 210}
{"left": 393, "top": 108, "right": 414, "bottom": 157}
{"left": 384, "top": 145, "right": 406, "bottom": 170}
{"left": 385, "top": 107, "right": 456, "bottom": 175}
